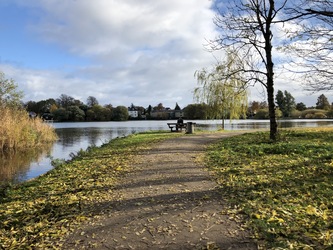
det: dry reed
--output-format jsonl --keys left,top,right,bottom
{"left": 0, "top": 107, "right": 57, "bottom": 151}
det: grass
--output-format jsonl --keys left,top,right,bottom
{"left": 1, "top": 128, "right": 333, "bottom": 249}
{"left": 205, "top": 127, "right": 333, "bottom": 249}
{"left": 0, "top": 131, "right": 182, "bottom": 249}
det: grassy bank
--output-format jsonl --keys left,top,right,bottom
{"left": 0, "top": 107, "right": 57, "bottom": 151}
{"left": 0, "top": 131, "right": 182, "bottom": 249}
{"left": 205, "top": 128, "right": 333, "bottom": 249}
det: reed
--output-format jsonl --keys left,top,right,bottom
{"left": 0, "top": 106, "right": 57, "bottom": 151}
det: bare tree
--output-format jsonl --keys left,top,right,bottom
{"left": 87, "top": 96, "right": 99, "bottom": 108}
{"left": 210, "top": 0, "right": 292, "bottom": 140}
{"left": 283, "top": 1, "right": 333, "bottom": 91}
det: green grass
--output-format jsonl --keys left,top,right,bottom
{"left": 0, "top": 131, "right": 182, "bottom": 249}
{"left": 205, "top": 128, "right": 333, "bottom": 249}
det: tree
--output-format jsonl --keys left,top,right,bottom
{"left": 87, "top": 96, "right": 99, "bottom": 108}
{"left": 112, "top": 106, "right": 129, "bottom": 121}
{"left": 67, "top": 106, "right": 85, "bottom": 121}
{"left": 153, "top": 103, "right": 165, "bottom": 111}
{"left": 0, "top": 72, "right": 23, "bottom": 108}
{"left": 296, "top": 102, "right": 307, "bottom": 111}
{"left": 183, "top": 104, "right": 210, "bottom": 119}
{"left": 316, "top": 94, "right": 331, "bottom": 110}
{"left": 210, "top": 0, "right": 292, "bottom": 140}
{"left": 283, "top": 1, "right": 333, "bottom": 91}
{"left": 195, "top": 50, "right": 248, "bottom": 129}
{"left": 56, "top": 94, "right": 76, "bottom": 109}
{"left": 275, "top": 90, "right": 296, "bottom": 117}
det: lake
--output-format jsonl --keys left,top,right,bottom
{"left": 1, "top": 119, "right": 333, "bottom": 184}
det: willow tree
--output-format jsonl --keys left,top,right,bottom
{"left": 194, "top": 50, "right": 248, "bottom": 129}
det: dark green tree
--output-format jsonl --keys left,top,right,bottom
{"left": 67, "top": 106, "right": 85, "bottom": 121}
{"left": 112, "top": 106, "right": 129, "bottom": 121}
{"left": 183, "top": 104, "right": 210, "bottom": 119}
{"left": 174, "top": 103, "right": 181, "bottom": 110}
{"left": 56, "top": 94, "right": 76, "bottom": 109}
{"left": 296, "top": 102, "right": 307, "bottom": 111}
{"left": 275, "top": 90, "right": 296, "bottom": 117}
{"left": 53, "top": 108, "right": 70, "bottom": 122}
{"left": 316, "top": 94, "right": 331, "bottom": 110}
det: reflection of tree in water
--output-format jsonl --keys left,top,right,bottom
{"left": 0, "top": 143, "right": 53, "bottom": 184}
{"left": 56, "top": 128, "right": 105, "bottom": 147}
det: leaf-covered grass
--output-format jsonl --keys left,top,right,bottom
{"left": 205, "top": 128, "right": 333, "bottom": 249}
{"left": 0, "top": 131, "right": 182, "bottom": 249}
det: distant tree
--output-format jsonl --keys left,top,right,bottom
{"left": 275, "top": 90, "right": 296, "bottom": 117}
{"left": 57, "top": 94, "right": 76, "bottom": 109}
{"left": 52, "top": 108, "right": 69, "bottom": 122}
{"left": 248, "top": 101, "right": 260, "bottom": 117}
{"left": 174, "top": 103, "right": 181, "bottom": 110}
{"left": 104, "top": 104, "right": 113, "bottom": 110}
{"left": 0, "top": 72, "right": 23, "bottom": 108}
{"left": 153, "top": 103, "right": 165, "bottom": 111}
{"left": 87, "top": 96, "right": 99, "bottom": 108}
{"left": 25, "top": 101, "right": 38, "bottom": 113}
{"left": 259, "top": 101, "right": 268, "bottom": 109}
{"left": 316, "top": 94, "right": 331, "bottom": 110}
{"left": 86, "top": 105, "right": 111, "bottom": 121}
{"left": 183, "top": 103, "right": 210, "bottom": 119}
{"left": 67, "top": 106, "right": 85, "bottom": 121}
{"left": 103, "top": 104, "right": 113, "bottom": 120}
{"left": 146, "top": 105, "right": 152, "bottom": 116}
{"left": 296, "top": 102, "right": 307, "bottom": 111}
{"left": 112, "top": 106, "right": 129, "bottom": 121}
{"left": 25, "top": 98, "right": 57, "bottom": 115}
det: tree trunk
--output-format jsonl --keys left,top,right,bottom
{"left": 265, "top": 7, "right": 278, "bottom": 141}
{"left": 267, "top": 83, "right": 278, "bottom": 140}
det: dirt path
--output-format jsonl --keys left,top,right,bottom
{"left": 63, "top": 132, "right": 257, "bottom": 250}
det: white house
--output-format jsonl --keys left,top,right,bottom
{"left": 128, "top": 108, "right": 138, "bottom": 118}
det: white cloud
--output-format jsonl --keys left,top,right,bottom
{"left": 4, "top": 0, "right": 219, "bottom": 108}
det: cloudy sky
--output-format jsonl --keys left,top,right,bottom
{"left": 0, "top": 0, "right": 329, "bottom": 108}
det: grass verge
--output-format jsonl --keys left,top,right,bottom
{"left": 0, "top": 131, "right": 182, "bottom": 249}
{"left": 205, "top": 127, "right": 333, "bottom": 249}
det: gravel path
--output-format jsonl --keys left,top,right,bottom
{"left": 63, "top": 132, "right": 257, "bottom": 250}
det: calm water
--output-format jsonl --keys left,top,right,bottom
{"left": 1, "top": 119, "right": 333, "bottom": 184}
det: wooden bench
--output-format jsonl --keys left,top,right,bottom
{"left": 167, "top": 123, "right": 187, "bottom": 132}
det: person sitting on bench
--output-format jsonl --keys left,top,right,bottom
{"left": 177, "top": 116, "right": 184, "bottom": 125}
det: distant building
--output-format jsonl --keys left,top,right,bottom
{"left": 128, "top": 107, "right": 139, "bottom": 118}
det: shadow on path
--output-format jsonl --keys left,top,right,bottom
{"left": 63, "top": 132, "right": 257, "bottom": 250}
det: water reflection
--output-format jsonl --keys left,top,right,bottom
{"left": 0, "top": 143, "right": 53, "bottom": 184}
{"left": 1, "top": 119, "right": 332, "bottom": 184}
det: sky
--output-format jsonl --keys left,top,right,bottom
{"left": 0, "top": 0, "right": 331, "bottom": 109}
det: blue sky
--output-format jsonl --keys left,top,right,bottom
{"left": 0, "top": 0, "right": 330, "bottom": 108}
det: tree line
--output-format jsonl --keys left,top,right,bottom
{"left": 23, "top": 91, "right": 333, "bottom": 122}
